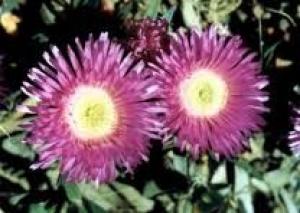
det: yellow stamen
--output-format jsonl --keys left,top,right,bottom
{"left": 66, "top": 86, "right": 118, "bottom": 141}
{"left": 179, "top": 69, "right": 228, "bottom": 117}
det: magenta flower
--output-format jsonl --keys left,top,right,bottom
{"left": 289, "top": 108, "right": 300, "bottom": 156}
{"left": 125, "top": 18, "right": 169, "bottom": 62}
{"left": 21, "top": 33, "right": 161, "bottom": 183}
{"left": 151, "top": 28, "right": 268, "bottom": 158}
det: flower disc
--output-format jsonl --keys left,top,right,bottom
{"left": 66, "top": 86, "right": 118, "bottom": 141}
{"left": 179, "top": 69, "right": 228, "bottom": 118}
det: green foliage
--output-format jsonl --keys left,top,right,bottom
{"left": 181, "top": 0, "right": 202, "bottom": 28}
{"left": 0, "top": 0, "right": 24, "bottom": 12}
{"left": 64, "top": 182, "right": 153, "bottom": 212}
{"left": 2, "top": 133, "right": 34, "bottom": 159}
{"left": 144, "top": 0, "right": 161, "bottom": 18}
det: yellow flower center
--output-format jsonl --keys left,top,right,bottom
{"left": 66, "top": 86, "right": 118, "bottom": 141}
{"left": 179, "top": 69, "right": 228, "bottom": 118}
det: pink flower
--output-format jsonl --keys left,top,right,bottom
{"left": 289, "top": 108, "right": 300, "bottom": 156}
{"left": 21, "top": 33, "right": 161, "bottom": 183}
{"left": 151, "top": 28, "right": 268, "bottom": 157}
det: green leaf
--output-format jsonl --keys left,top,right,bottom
{"left": 181, "top": 0, "right": 201, "bottom": 28}
{"left": 198, "top": 189, "right": 226, "bottom": 212}
{"left": 46, "top": 168, "right": 60, "bottom": 189}
{"left": 0, "top": 165, "right": 29, "bottom": 190}
{"left": 167, "top": 151, "right": 208, "bottom": 184}
{"left": 163, "top": 6, "right": 176, "bottom": 23}
{"left": 112, "top": 182, "right": 154, "bottom": 212}
{"left": 280, "top": 189, "right": 298, "bottom": 213}
{"left": 40, "top": 4, "right": 56, "bottom": 25}
{"left": 78, "top": 184, "right": 118, "bottom": 211}
{"left": 1, "top": 0, "right": 24, "bottom": 11}
{"left": 29, "top": 203, "right": 55, "bottom": 213}
{"left": 177, "top": 199, "right": 193, "bottom": 213}
{"left": 145, "top": 0, "right": 161, "bottom": 18}
{"left": 117, "top": 0, "right": 134, "bottom": 19}
{"left": 59, "top": 203, "right": 69, "bottom": 213}
{"left": 143, "top": 181, "right": 162, "bottom": 198}
{"left": 0, "top": 112, "right": 23, "bottom": 137}
{"left": 211, "top": 163, "right": 227, "bottom": 185}
{"left": 207, "top": 0, "right": 242, "bottom": 23}
{"left": 242, "top": 133, "right": 264, "bottom": 161}
{"left": 64, "top": 184, "right": 84, "bottom": 208}
{"left": 251, "top": 178, "right": 270, "bottom": 194}
{"left": 9, "top": 194, "right": 26, "bottom": 206}
{"left": 235, "top": 166, "right": 254, "bottom": 213}
{"left": 264, "top": 170, "right": 290, "bottom": 191}
{"left": 82, "top": 199, "right": 106, "bottom": 213}
{"left": 78, "top": 182, "right": 154, "bottom": 212}
{"left": 171, "top": 152, "right": 188, "bottom": 176}
{"left": 1, "top": 133, "right": 34, "bottom": 159}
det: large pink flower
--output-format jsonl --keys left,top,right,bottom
{"left": 150, "top": 28, "right": 268, "bottom": 157}
{"left": 289, "top": 108, "right": 300, "bottom": 156}
{"left": 21, "top": 33, "right": 161, "bottom": 183}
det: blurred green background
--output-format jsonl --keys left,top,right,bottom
{"left": 0, "top": 0, "right": 300, "bottom": 212}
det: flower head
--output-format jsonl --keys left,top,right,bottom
{"left": 21, "top": 33, "right": 160, "bottom": 183}
{"left": 289, "top": 108, "right": 300, "bottom": 156}
{"left": 0, "top": 12, "right": 21, "bottom": 34}
{"left": 151, "top": 28, "right": 268, "bottom": 157}
{"left": 125, "top": 18, "right": 169, "bottom": 62}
